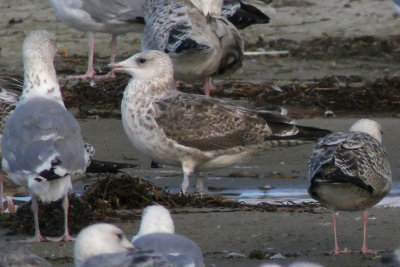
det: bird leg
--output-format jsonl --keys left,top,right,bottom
{"left": 95, "top": 34, "right": 117, "bottom": 79}
{"left": 67, "top": 32, "right": 96, "bottom": 79}
{"left": 204, "top": 77, "right": 214, "bottom": 96}
{"left": 181, "top": 161, "right": 197, "bottom": 195}
{"left": 47, "top": 194, "right": 75, "bottom": 242}
{"left": 18, "top": 197, "right": 44, "bottom": 242}
{"left": 195, "top": 171, "right": 204, "bottom": 197}
{"left": 330, "top": 212, "right": 354, "bottom": 254}
{"left": 361, "top": 210, "right": 380, "bottom": 254}
{"left": 0, "top": 171, "right": 4, "bottom": 213}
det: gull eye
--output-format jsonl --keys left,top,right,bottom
{"left": 137, "top": 57, "right": 146, "bottom": 64}
{"left": 116, "top": 233, "right": 123, "bottom": 240}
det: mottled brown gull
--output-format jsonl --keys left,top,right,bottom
{"left": 74, "top": 223, "right": 175, "bottom": 267}
{"left": 1, "top": 30, "right": 89, "bottom": 242}
{"left": 131, "top": 205, "right": 205, "bottom": 267}
{"left": 110, "top": 50, "right": 331, "bottom": 195}
{"left": 49, "top": 0, "right": 144, "bottom": 79}
{"left": 307, "top": 119, "right": 392, "bottom": 254}
{"left": 142, "top": 0, "right": 245, "bottom": 96}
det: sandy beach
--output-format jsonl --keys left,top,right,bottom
{"left": 0, "top": 0, "right": 400, "bottom": 266}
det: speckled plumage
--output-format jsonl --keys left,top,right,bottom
{"left": 307, "top": 119, "right": 392, "bottom": 254}
{"left": 308, "top": 131, "right": 391, "bottom": 211}
{"left": 112, "top": 50, "right": 331, "bottom": 194}
{"left": 142, "top": 0, "right": 244, "bottom": 85}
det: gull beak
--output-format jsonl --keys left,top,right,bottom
{"left": 57, "top": 46, "right": 68, "bottom": 57}
{"left": 109, "top": 62, "right": 125, "bottom": 73}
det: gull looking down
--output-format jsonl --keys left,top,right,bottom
{"left": 1, "top": 30, "right": 89, "bottom": 242}
{"left": 307, "top": 119, "right": 392, "bottom": 254}
{"left": 142, "top": 0, "right": 245, "bottom": 96}
{"left": 110, "top": 50, "right": 331, "bottom": 195}
{"left": 132, "top": 205, "right": 205, "bottom": 267}
{"left": 74, "top": 223, "right": 175, "bottom": 267}
{"left": 49, "top": 0, "right": 144, "bottom": 79}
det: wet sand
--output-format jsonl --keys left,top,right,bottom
{"left": 1, "top": 0, "right": 400, "bottom": 266}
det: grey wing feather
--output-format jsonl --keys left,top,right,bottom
{"left": 142, "top": 0, "right": 209, "bottom": 54}
{"left": 83, "top": 0, "right": 143, "bottom": 23}
{"left": 82, "top": 250, "right": 176, "bottom": 267}
{"left": 2, "top": 98, "right": 87, "bottom": 176}
{"left": 133, "top": 233, "right": 205, "bottom": 267}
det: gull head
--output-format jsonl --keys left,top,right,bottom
{"left": 191, "top": 0, "right": 223, "bottom": 17}
{"left": 74, "top": 223, "right": 135, "bottom": 267}
{"left": 349, "top": 119, "right": 383, "bottom": 142}
{"left": 110, "top": 50, "right": 174, "bottom": 82}
{"left": 131, "top": 205, "right": 175, "bottom": 242}
{"left": 23, "top": 30, "right": 58, "bottom": 67}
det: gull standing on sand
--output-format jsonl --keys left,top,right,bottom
{"left": 49, "top": 0, "right": 144, "bottom": 79}
{"left": 1, "top": 30, "right": 89, "bottom": 242}
{"left": 110, "top": 50, "right": 331, "bottom": 194}
{"left": 142, "top": 0, "right": 245, "bottom": 96}
{"left": 132, "top": 205, "right": 205, "bottom": 267}
{"left": 307, "top": 119, "right": 392, "bottom": 254}
{"left": 74, "top": 223, "right": 175, "bottom": 267}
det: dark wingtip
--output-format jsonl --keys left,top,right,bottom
{"left": 295, "top": 125, "right": 332, "bottom": 140}
{"left": 86, "top": 159, "right": 138, "bottom": 174}
{"left": 227, "top": 2, "right": 271, "bottom": 29}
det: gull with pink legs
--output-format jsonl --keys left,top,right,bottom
{"left": 49, "top": 0, "right": 144, "bottom": 79}
{"left": 1, "top": 30, "right": 89, "bottom": 242}
{"left": 307, "top": 119, "right": 392, "bottom": 254}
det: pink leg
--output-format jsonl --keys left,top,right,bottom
{"left": 0, "top": 171, "right": 4, "bottom": 213}
{"left": 17, "top": 197, "right": 44, "bottom": 242}
{"left": 204, "top": 77, "right": 214, "bottom": 96}
{"left": 47, "top": 195, "right": 75, "bottom": 242}
{"left": 95, "top": 34, "right": 117, "bottom": 79}
{"left": 67, "top": 32, "right": 96, "bottom": 79}
{"left": 361, "top": 210, "right": 379, "bottom": 254}
{"left": 331, "top": 213, "right": 354, "bottom": 254}
{"left": 174, "top": 80, "right": 181, "bottom": 90}
{"left": 195, "top": 172, "right": 204, "bottom": 197}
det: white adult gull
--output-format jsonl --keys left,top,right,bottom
{"left": 307, "top": 119, "right": 392, "bottom": 254}
{"left": 0, "top": 86, "right": 136, "bottom": 214}
{"left": 142, "top": 0, "right": 244, "bottom": 96}
{"left": 132, "top": 205, "right": 205, "bottom": 267}
{"left": 1, "top": 30, "right": 89, "bottom": 242}
{"left": 49, "top": 0, "right": 144, "bottom": 79}
{"left": 74, "top": 223, "right": 175, "bottom": 267}
{"left": 110, "top": 50, "right": 331, "bottom": 195}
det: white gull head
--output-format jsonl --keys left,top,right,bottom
{"left": 349, "top": 119, "right": 382, "bottom": 142}
{"left": 74, "top": 223, "right": 135, "bottom": 267}
{"left": 110, "top": 50, "right": 173, "bottom": 83}
{"left": 131, "top": 205, "right": 175, "bottom": 242}
{"left": 21, "top": 30, "right": 64, "bottom": 103}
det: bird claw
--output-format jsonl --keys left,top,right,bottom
{"left": 46, "top": 234, "right": 75, "bottom": 242}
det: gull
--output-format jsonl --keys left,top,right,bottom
{"left": 74, "top": 223, "right": 175, "bottom": 267}
{"left": 110, "top": 50, "right": 331, "bottom": 195}
{"left": 49, "top": 0, "right": 144, "bottom": 79}
{"left": 0, "top": 86, "right": 137, "bottom": 214}
{"left": 142, "top": 0, "right": 245, "bottom": 96}
{"left": 307, "top": 119, "right": 392, "bottom": 254}
{"left": 0, "top": 245, "right": 52, "bottom": 267}
{"left": 1, "top": 30, "right": 89, "bottom": 242}
{"left": 132, "top": 205, "right": 205, "bottom": 267}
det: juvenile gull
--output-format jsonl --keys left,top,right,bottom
{"left": 142, "top": 0, "right": 244, "bottom": 96}
{"left": 49, "top": 0, "right": 144, "bottom": 79}
{"left": 307, "top": 119, "right": 392, "bottom": 254}
{"left": 132, "top": 205, "right": 205, "bottom": 267}
{"left": 1, "top": 30, "right": 88, "bottom": 242}
{"left": 75, "top": 223, "right": 174, "bottom": 267}
{"left": 110, "top": 50, "right": 331, "bottom": 194}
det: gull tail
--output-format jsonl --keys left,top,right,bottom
{"left": 86, "top": 160, "right": 138, "bottom": 174}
